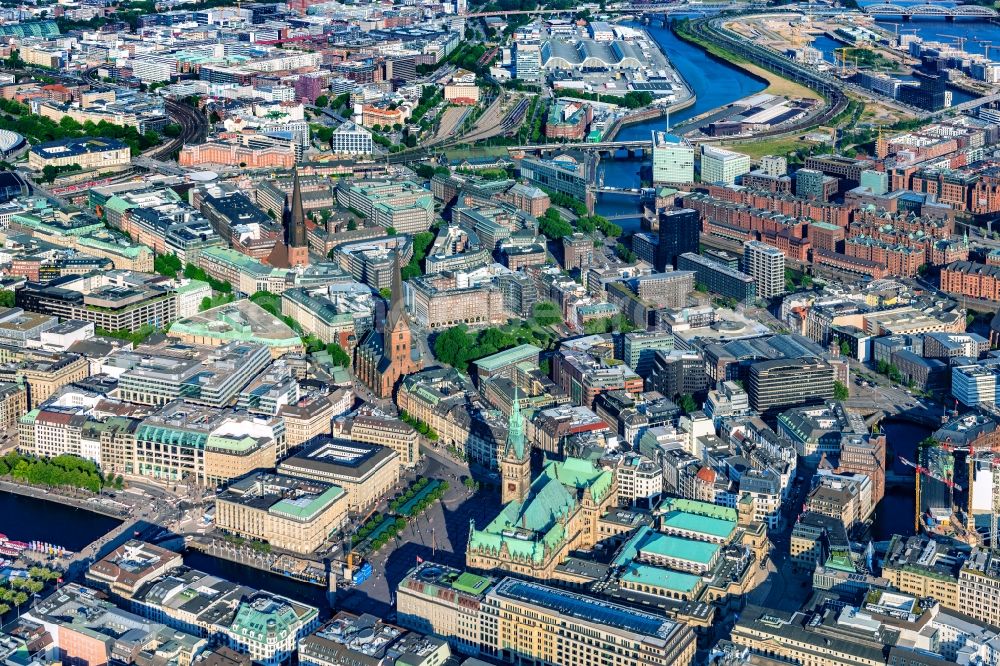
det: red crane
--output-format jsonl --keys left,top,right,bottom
{"left": 899, "top": 456, "right": 963, "bottom": 490}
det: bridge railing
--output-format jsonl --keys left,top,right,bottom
{"left": 863, "top": 3, "right": 997, "bottom": 15}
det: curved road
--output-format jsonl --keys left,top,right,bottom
{"left": 683, "top": 13, "right": 851, "bottom": 142}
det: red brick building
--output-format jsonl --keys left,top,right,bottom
{"left": 810, "top": 222, "right": 845, "bottom": 254}
{"left": 845, "top": 237, "right": 923, "bottom": 277}
{"left": 355, "top": 255, "right": 423, "bottom": 398}
{"left": 266, "top": 170, "right": 310, "bottom": 269}
{"left": 941, "top": 261, "right": 1000, "bottom": 302}
{"left": 814, "top": 249, "right": 888, "bottom": 279}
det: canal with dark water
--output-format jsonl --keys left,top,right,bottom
{"left": 872, "top": 418, "right": 933, "bottom": 541}
{"left": 183, "top": 549, "right": 331, "bottom": 610}
{"left": 0, "top": 491, "right": 330, "bottom": 609}
{"left": 0, "top": 492, "right": 121, "bottom": 552}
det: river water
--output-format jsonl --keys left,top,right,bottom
{"left": 0, "top": 491, "right": 122, "bottom": 552}
{"left": 597, "top": 18, "right": 768, "bottom": 228}
{"left": 598, "top": 15, "right": 1000, "bottom": 228}
{"left": 872, "top": 418, "right": 932, "bottom": 541}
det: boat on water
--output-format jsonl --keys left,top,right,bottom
{"left": 0, "top": 534, "right": 28, "bottom": 557}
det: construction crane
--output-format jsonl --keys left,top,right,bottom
{"left": 939, "top": 34, "right": 967, "bottom": 53}
{"left": 900, "top": 456, "right": 963, "bottom": 491}
{"left": 967, "top": 452, "right": 1000, "bottom": 547}
{"left": 834, "top": 47, "right": 857, "bottom": 77}
{"left": 980, "top": 40, "right": 994, "bottom": 60}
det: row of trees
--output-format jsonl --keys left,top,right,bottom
{"left": 539, "top": 207, "right": 575, "bottom": 240}
{"left": 0, "top": 98, "right": 160, "bottom": 156}
{"left": 538, "top": 207, "right": 622, "bottom": 246}
{"left": 433, "top": 322, "right": 555, "bottom": 372}
{"left": 557, "top": 89, "right": 655, "bottom": 110}
{"left": 784, "top": 268, "right": 815, "bottom": 292}
{"left": 547, "top": 190, "right": 588, "bottom": 218}
{"left": 414, "top": 164, "right": 451, "bottom": 180}
{"left": 183, "top": 263, "right": 231, "bottom": 293}
{"left": 96, "top": 325, "right": 159, "bottom": 346}
{"left": 399, "top": 410, "right": 439, "bottom": 441}
{"left": 352, "top": 513, "right": 387, "bottom": 545}
{"left": 396, "top": 481, "right": 448, "bottom": 519}
{"left": 153, "top": 253, "right": 182, "bottom": 278}
{"left": 388, "top": 477, "right": 431, "bottom": 514}
{"left": 0, "top": 567, "right": 62, "bottom": 614}
{"left": 876, "top": 359, "right": 905, "bottom": 385}
{"left": 40, "top": 163, "right": 82, "bottom": 184}
{"left": 370, "top": 123, "right": 403, "bottom": 133}
{"left": 0, "top": 453, "right": 113, "bottom": 493}
{"left": 615, "top": 242, "right": 637, "bottom": 263}
{"left": 411, "top": 86, "right": 443, "bottom": 126}
{"left": 312, "top": 93, "right": 350, "bottom": 111}
{"left": 834, "top": 381, "right": 850, "bottom": 401}
{"left": 365, "top": 516, "right": 408, "bottom": 552}
{"left": 576, "top": 214, "right": 622, "bottom": 239}
{"left": 582, "top": 315, "right": 637, "bottom": 335}
{"left": 402, "top": 232, "right": 435, "bottom": 281}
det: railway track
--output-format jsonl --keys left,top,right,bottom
{"left": 683, "top": 14, "right": 850, "bottom": 141}
{"left": 144, "top": 99, "right": 209, "bottom": 162}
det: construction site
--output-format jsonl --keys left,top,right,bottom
{"left": 723, "top": 12, "right": 912, "bottom": 71}
{"left": 910, "top": 413, "right": 1000, "bottom": 548}
{"left": 726, "top": 11, "right": 1000, "bottom": 111}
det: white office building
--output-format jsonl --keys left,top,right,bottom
{"left": 514, "top": 42, "right": 542, "bottom": 82}
{"left": 329, "top": 121, "right": 374, "bottom": 155}
{"left": 131, "top": 56, "right": 177, "bottom": 83}
{"left": 652, "top": 131, "right": 694, "bottom": 184}
{"left": 743, "top": 240, "right": 785, "bottom": 300}
{"left": 700, "top": 145, "right": 751, "bottom": 185}
{"left": 953, "top": 362, "right": 1000, "bottom": 407}
{"left": 759, "top": 155, "right": 787, "bottom": 177}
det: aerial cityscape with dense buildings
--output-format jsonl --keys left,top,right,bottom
{"left": 4, "top": 0, "right": 1000, "bottom": 664}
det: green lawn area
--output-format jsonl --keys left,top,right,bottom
{"left": 443, "top": 145, "right": 513, "bottom": 159}
{"left": 722, "top": 136, "right": 818, "bottom": 160}
{"left": 249, "top": 290, "right": 282, "bottom": 316}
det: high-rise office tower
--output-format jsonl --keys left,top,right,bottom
{"left": 742, "top": 240, "right": 785, "bottom": 300}
{"left": 656, "top": 208, "right": 700, "bottom": 271}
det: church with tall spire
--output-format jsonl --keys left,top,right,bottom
{"left": 266, "top": 169, "right": 310, "bottom": 268}
{"left": 354, "top": 253, "right": 423, "bottom": 398}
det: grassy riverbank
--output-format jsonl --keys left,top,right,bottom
{"left": 673, "top": 18, "right": 820, "bottom": 101}
{"left": 738, "top": 62, "right": 822, "bottom": 101}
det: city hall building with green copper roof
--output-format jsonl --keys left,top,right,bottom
{"left": 466, "top": 454, "right": 617, "bottom": 579}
